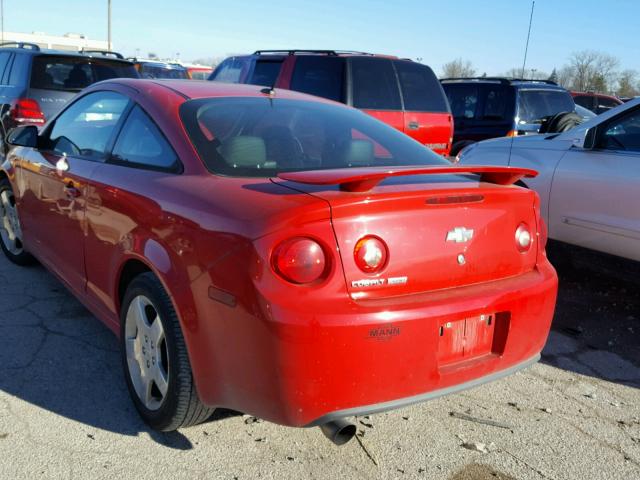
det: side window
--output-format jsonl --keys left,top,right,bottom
{"left": 248, "top": 60, "right": 283, "bottom": 87}
{"left": 445, "top": 85, "right": 479, "bottom": 119}
{"left": 573, "top": 95, "right": 593, "bottom": 110}
{"left": 596, "top": 97, "right": 621, "bottom": 114}
{"left": 290, "top": 56, "right": 345, "bottom": 102}
{"left": 350, "top": 58, "right": 401, "bottom": 110}
{"left": 111, "top": 106, "right": 179, "bottom": 171}
{"left": 211, "top": 57, "right": 248, "bottom": 83}
{"left": 0, "top": 52, "right": 12, "bottom": 84}
{"left": 9, "top": 54, "right": 28, "bottom": 85}
{"left": 601, "top": 109, "right": 640, "bottom": 152}
{"left": 394, "top": 61, "right": 449, "bottom": 112}
{"left": 47, "top": 91, "right": 129, "bottom": 159}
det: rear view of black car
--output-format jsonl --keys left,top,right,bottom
{"left": 441, "top": 77, "right": 579, "bottom": 156}
{"left": 0, "top": 42, "right": 138, "bottom": 151}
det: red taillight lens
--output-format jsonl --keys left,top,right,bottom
{"left": 354, "top": 236, "right": 388, "bottom": 273}
{"left": 11, "top": 98, "right": 46, "bottom": 125}
{"left": 272, "top": 237, "right": 326, "bottom": 284}
{"left": 515, "top": 223, "right": 533, "bottom": 253}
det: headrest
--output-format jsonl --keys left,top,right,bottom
{"left": 219, "top": 136, "right": 266, "bottom": 168}
{"left": 341, "top": 139, "right": 374, "bottom": 166}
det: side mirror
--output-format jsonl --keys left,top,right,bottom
{"left": 6, "top": 125, "right": 39, "bottom": 148}
{"left": 582, "top": 127, "right": 597, "bottom": 150}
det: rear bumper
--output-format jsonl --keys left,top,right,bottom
{"left": 189, "top": 260, "right": 557, "bottom": 427}
{"left": 305, "top": 353, "right": 540, "bottom": 426}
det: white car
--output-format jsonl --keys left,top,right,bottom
{"left": 456, "top": 98, "right": 640, "bottom": 263}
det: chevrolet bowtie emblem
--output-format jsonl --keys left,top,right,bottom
{"left": 446, "top": 227, "right": 474, "bottom": 243}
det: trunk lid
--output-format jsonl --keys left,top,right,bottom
{"left": 276, "top": 166, "right": 539, "bottom": 299}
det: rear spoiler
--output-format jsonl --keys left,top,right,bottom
{"left": 278, "top": 165, "right": 538, "bottom": 192}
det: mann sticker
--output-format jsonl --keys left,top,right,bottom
{"left": 368, "top": 324, "right": 401, "bottom": 341}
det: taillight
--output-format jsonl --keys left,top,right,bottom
{"left": 515, "top": 223, "right": 532, "bottom": 253}
{"left": 11, "top": 98, "right": 45, "bottom": 125}
{"left": 506, "top": 130, "right": 518, "bottom": 137}
{"left": 354, "top": 236, "right": 388, "bottom": 273}
{"left": 272, "top": 237, "right": 326, "bottom": 284}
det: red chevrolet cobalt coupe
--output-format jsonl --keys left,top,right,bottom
{"left": 0, "top": 79, "right": 557, "bottom": 444}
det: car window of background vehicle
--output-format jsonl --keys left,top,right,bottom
{"left": 111, "top": 106, "right": 179, "bottom": 171}
{"left": 517, "top": 90, "right": 575, "bottom": 124}
{"left": 446, "top": 85, "right": 479, "bottom": 119}
{"left": 47, "top": 91, "right": 129, "bottom": 159}
{"left": 603, "top": 109, "right": 640, "bottom": 151}
{"left": 351, "top": 57, "right": 401, "bottom": 110}
{"left": 290, "top": 56, "right": 345, "bottom": 102}
{"left": 249, "top": 59, "right": 284, "bottom": 87}
{"left": 395, "top": 61, "right": 448, "bottom": 112}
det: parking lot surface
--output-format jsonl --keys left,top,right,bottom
{"left": 0, "top": 257, "right": 638, "bottom": 480}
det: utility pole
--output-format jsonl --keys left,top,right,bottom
{"left": 107, "top": 0, "right": 112, "bottom": 51}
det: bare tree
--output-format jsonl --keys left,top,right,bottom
{"left": 617, "top": 69, "right": 639, "bottom": 98}
{"left": 555, "top": 66, "right": 575, "bottom": 89}
{"left": 566, "top": 50, "right": 619, "bottom": 92}
{"left": 441, "top": 58, "right": 476, "bottom": 78}
{"left": 503, "top": 67, "right": 549, "bottom": 80}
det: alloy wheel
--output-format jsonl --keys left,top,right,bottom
{"left": 0, "top": 189, "right": 24, "bottom": 256}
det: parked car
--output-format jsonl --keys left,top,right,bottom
{"left": 209, "top": 50, "right": 453, "bottom": 156}
{"left": 572, "top": 91, "right": 623, "bottom": 114}
{"left": 456, "top": 98, "right": 640, "bottom": 269}
{"left": 441, "top": 78, "right": 581, "bottom": 156}
{"left": 129, "top": 58, "right": 189, "bottom": 79}
{"left": 0, "top": 42, "right": 138, "bottom": 151}
{"left": 0, "top": 79, "right": 557, "bottom": 443}
{"left": 182, "top": 63, "right": 213, "bottom": 80}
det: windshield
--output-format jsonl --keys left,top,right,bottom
{"left": 517, "top": 89, "right": 575, "bottom": 124}
{"left": 180, "top": 97, "right": 449, "bottom": 177}
{"left": 30, "top": 55, "right": 139, "bottom": 91}
{"left": 139, "top": 64, "right": 188, "bottom": 79}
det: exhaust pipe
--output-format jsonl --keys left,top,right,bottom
{"left": 319, "top": 419, "right": 357, "bottom": 446}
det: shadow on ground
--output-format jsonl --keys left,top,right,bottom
{"left": 0, "top": 259, "right": 238, "bottom": 450}
{"left": 541, "top": 262, "right": 640, "bottom": 388}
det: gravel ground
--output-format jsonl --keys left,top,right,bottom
{"left": 0, "top": 256, "right": 638, "bottom": 480}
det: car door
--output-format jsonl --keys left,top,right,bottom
{"left": 549, "top": 107, "right": 640, "bottom": 261}
{"left": 348, "top": 57, "right": 404, "bottom": 133}
{"left": 83, "top": 104, "right": 182, "bottom": 319}
{"left": 16, "top": 90, "right": 130, "bottom": 292}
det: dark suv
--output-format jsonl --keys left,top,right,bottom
{"left": 209, "top": 50, "right": 453, "bottom": 156}
{"left": 441, "top": 78, "right": 577, "bottom": 156}
{"left": 0, "top": 42, "right": 138, "bottom": 149}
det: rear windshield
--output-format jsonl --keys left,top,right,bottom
{"left": 517, "top": 89, "right": 575, "bottom": 124}
{"left": 139, "top": 64, "right": 188, "bottom": 79}
{"left": 180, "top": 97, "right": 448, "bottom": 177}
{"left": 30, "top": 55, "right": 138, "bottom": 91}
{"left": 394, "top": 61, "right": 449, "bottom": 113}
{"left": 444, "top": 84, "right": 479, "bottom": 119}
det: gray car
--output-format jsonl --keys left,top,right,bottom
{"left": 456, "top": 98, "right": 640, "bottom": 262}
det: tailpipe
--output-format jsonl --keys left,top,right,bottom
{"left": 319, "top": 419, "right": 357, "bottom": 446}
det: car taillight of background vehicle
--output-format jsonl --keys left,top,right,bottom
{"left": 354, "top": 236, "right": 388, "bottom": 273}
{"left": 11, "top": 98, "right": 46, "bottom": 125}
{"left": 272, "top": 237, "right": 327, "bottom": 284}
{"left": 515, "top": 223, "right": 533, "bottom": 253}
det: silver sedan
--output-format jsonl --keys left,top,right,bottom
{"left": 456, "top": 98, "right": 640, "bottom": 262}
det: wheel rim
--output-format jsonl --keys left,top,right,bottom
{"left": 124, "top": 295, "right": 169, "bottom": 411}
{"left": 0, "top": 189, "right": 24, "bottom": 256}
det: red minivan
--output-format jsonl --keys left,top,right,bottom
{"left": 209, "top": 50, "right": 453, "bottom": 156}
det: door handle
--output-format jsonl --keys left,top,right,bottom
{"left": 64, "top": 183, "right": 81, "bottom": 199}
{"left": 408, "top": 121, "right": 420, "bottom": 130}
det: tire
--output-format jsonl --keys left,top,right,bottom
{"left": 120, "top": 272, "right": 214, "bottom": 431}
{"left": 0, "top": 177, "right": 35, "bottom": 266}
{"left": 540, "top": 112, "right": 582, "bottom": 134}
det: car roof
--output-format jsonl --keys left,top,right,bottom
{"left": 571, "top": 91, "right": 621, "bottom": 101}
{"left": 0, "top": 44, "right": 133, "bottom": 64}
{"left": 441, "top": 77, "right": 564, "bottom": 90}
{"left": 102, "top": 78, "right": 342, "bottom": 104}
{"left": 239, "top": 50, "right": 402, "bottom": 60}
